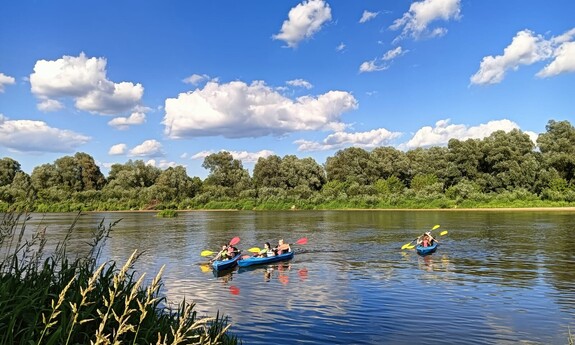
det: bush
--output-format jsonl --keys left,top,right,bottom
{"left": 0, "top": 211, "right": 239, "bottom": 345}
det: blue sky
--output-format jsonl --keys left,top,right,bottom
{"left": 1, "top": 0, "right": 574, "bottom": 179}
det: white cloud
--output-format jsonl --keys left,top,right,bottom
{"left": 402, "top": 118, "right": 532, "bottom": 149}
{"left": 37, "top": 99, "right": 64, "bottom": 112}
{"left": 390, "top": 0, "right": 461, "bottom": 41}
{"left": 471, "top": 28, "right": 575, "bottom": 85}
{"left": 360, "top": 47, "right": 407, "bottom": 73}
{"left": 286, "top": 79, "right": 313, "bottom": 89}
{"left": 359, "top": 59, "right": 388, "bottom": 73}
{"left": 273, "top": 0, "right": 332, "bottom": 48}
{"left": 129, "top": 139, "right": 164, "bottom": 157}
{"left": 295, "top": 128, "right": 402, "bottom": 152}
{"left": 383, "top": 46, "right": 407, "bottom": 61}
{"left": 191, "top": 149, "right": 275, "bottom": 163}
{"left": 29, "top": 52, "right": 143, "bottom": 114}
{"left": 359, "top": 10, "right": 379, "bottom": 24}
{"left": 336, "top": 42, "right": 346, "bottom": 52}
{"left": 0, "top": 73, "right": 16, "bottom": 92}
{"left": 146, "top": 159, "right": 179, "bottom": 169}
{"left": 108, "top": 111, "right": 147, "bottom": 130}
{"left": 108, "top": 143, "right": 127, "bottom": 155}
{"left": 183, "top": 74, "right": 210, "bottom": 85}
{"left": 470, "top": 30, "right": 552, "bottom": 85}
{"left": 537, "top": 41, "right": 575, "bottom": 77}
{"left": 0, "top": 114, "right": 90, "bottom": 153}
{"left": 163, "top": 80, "right": 357, "bottom": 139}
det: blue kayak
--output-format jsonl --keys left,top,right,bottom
{"left": 238, "top": 251, "right": 294, "bottom": 267}
{"left": 212, "top": 253, "right": 242, "bottom": 271}
{"left": 416, "top": 242, "right": 438, "bottom": 255}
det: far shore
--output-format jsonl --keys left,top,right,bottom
{"left": 85, "top": 206, "right": 575, "bottom": 213}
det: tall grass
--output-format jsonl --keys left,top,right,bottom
{"left": 0, "top": 211, "right": 239, "bottom": 345}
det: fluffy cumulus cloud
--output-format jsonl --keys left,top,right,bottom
{"left": 402, "top": 118, "right": 535, "bottom": 149}
{"left": 0, "top": 114, "right": 90, "bottom": 153}
{"left": 29, "top": 52, "right": 143, "bottom": 114}
{"left": 128, "top": 139, "right": 164, "bottom": 157}
{"left": 0, "top": 73, "right": 16, "bottom": 92}
{"left": 191, "top": 149, "right": 274, "bottom": 163}
{"left": 471, "top": 28, "right": 575, "bottom": 85}
{"left": 163, "top": 80, "right": 357, "bottom": 139}
{"left": 108, "top": 111, "right": 146, "bottom": 130}
{"left": 359, "top": 10, "right": 379, "bottom": 24}
{"left": 273, "top": 0, "right": 332, "bottom": 48}
{"left": 295, "top": 128, "right": 402, "bottom": 152}
{"left": 108, "top": 143, "right": 127, "bottom": 155}
{"left": 390, "top": 0, "right": 461, "bottom": 41}
{"left": 537, "top": 28, "right": 575, "bottom": 77}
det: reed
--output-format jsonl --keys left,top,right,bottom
{"left": 0, "top": 211, "right": 239, "bottom": 345}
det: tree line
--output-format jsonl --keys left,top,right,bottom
{"left": 1, "top": 119, "right": 574, "bottom": 212}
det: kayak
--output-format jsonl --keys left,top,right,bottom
{"left": 238, "top": 251, "right": 294, "bottom": 267}
{"left": 212, "top": 253, "right": 242, "bottom": 271}
{"left": 416, "top": 242, "right": 438, "bottom": 255}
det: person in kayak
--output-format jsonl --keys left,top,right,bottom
{"left": 417, "top": 232, "right": 437, "bottom": 247}
{"left": 275, "top": 239, "right": 291, "bottom": 255}
{"left": 211, "top": 244, "right": 239, "bottom": 262}
{"left": 254, "top": 242, "right": 275, "bottom": 258}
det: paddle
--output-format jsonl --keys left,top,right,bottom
{"left": 293, "top": 237, "right": 308, "bottom": 245}
{"left": 405, "top": 230, "right": 448, "bottom": 249}
{"left": 200, "top": 236, "right": 241, "bottom": 257}
{"left": 401, "top": 225, "right": 440, "bottom": 250}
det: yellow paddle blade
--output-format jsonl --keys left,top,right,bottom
{"left": 432, "top": 224, "right": 440, "bottom": 230}
{"left": 199, "top": 264, "right": 211, "bottom": 273}
{"left": 200, "top": 250, "right": 215, "bottom": 257}
{"left": 248, "top": 247, "right": 261, "bottom": 253}
{"left": 406, "top": 244, "right": 415, "bottom": 249}
{"left": 440, "top": 230, "right": 448, "bottom": 236}
{"left": 401, "top": 242, "right": 414, "bottom": 250}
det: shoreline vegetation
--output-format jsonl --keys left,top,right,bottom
{"left": 0, "top": 211, "right": 239, "bottom": 344}
{"left": 1, "top": 120, "right": 574, "bottom": 213}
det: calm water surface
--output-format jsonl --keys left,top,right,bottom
{"left": 20, "top": 210, "right": 575, "bottom": 344}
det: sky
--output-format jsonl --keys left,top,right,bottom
{"left": 1, "top": 0, "right": 574, "bottom": 179}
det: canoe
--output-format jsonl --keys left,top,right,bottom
{"left": 212, "top": 253, "right": 242, "bottom": 271}
{"left": 238, "top": 251, "right": 294, "bottom": 268}
{"left": 416, "top": 242, "right": 438, "bottom": 255}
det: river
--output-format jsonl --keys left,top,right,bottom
{"left": 15, "top": 210, "right": 575, "bottom": 344}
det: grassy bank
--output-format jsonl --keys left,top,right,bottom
{"left": 0, "top": 211, "right": 239, "bottom": 345}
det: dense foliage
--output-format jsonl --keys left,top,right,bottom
{"left": 1, "top": 120, "right": 574, "bottom": 211}
{"left": 0, "top": 211, "right": 238, "bottom": 344}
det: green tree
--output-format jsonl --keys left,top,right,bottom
{"left": 154, "top": 166, "right": 200, "bottom": 201}
{"left": 74, "top": 152, "right": 106, "bottom": 190}
{"left": 446, "top": 138, "right": 483, "bottom": 187}
{"left": 30, "top": 163, "right": 60, "bottom": 191}
{"left": 107, "top": 160, "right": 161, "bottom": 189}
{"left": 325, "top": 147, "right": 376, "bottom": 185}
{"left": 202, "top": 152, "right": 251, "bottom": 198}
{"left": 482, "top": 129, "right": 539, "bottom": 192}
{"left": 0, "top": 157, "right": 21, "bottom": 187}
{"left": 370, "top": 146, "right": 409, "bottom": 182}
{"left": 253, "top": 155, "right": 283, "bottom": 189}
{"left": 537, "top": 120, "right": 575, "bottom": 183}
